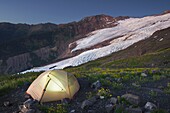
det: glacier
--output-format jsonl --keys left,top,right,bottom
{"left": 22, "top": 13, "right": 170, "bottom": 73}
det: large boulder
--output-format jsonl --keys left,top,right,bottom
{"left": 105, "top": 104, "right": 114, "bottom": 113}
{"left": 110, "top": 97, "right": 117, "bottom": 104}
{"left": 121, "top": 94, "right": 140, "bottom": 105}
{"left": 91, "top": 80, "right": 102, "bottom": 90}
{"left": 81, "top": 96, "right": 97, "bottom": 109}
{"left": 144, "top": 102, "right": 157, "bottom": 111}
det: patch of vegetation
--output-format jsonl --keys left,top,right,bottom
{"left": 70, "top": 48, "right": 170, "bottom": 70}
{"left": 97, "top": 87, "right": 112, "bottom": 98}
{"left": 85, "top": 92, "right": 95, "bottom": 99}
{"left": 149, "top": 90, "right": 158, "bottom": 97}
{"left": 164, "top": 82, "right": 170, "bottom": 94}
{"left": 0, "top": 72, "right": 41, "bottom": 96}
{"left": 151, "top": 109, "right": 169, "bottom": 113}
{"left": 38, "top": 103, "right": 68, "bottom": 113}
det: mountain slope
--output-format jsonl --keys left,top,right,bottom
{"left": 81, "top": 27, "right": 170, "bottom": 68}
{"left": 0, "top": 15, "right": 127, "bottom": 74}
{"left": 22, "top": 13, "right": 170, "bottom": 73}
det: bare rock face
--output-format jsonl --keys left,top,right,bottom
{"left": 0, "top": 46, "right": 58, "bottom": 74}
{"left": 73, "top": 15, "right": 125, "bottom": 35}
{"left": 163, "top": 10, "right": 170, "bottom": 14}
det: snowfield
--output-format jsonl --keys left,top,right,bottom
{"left": 22, "top": 13, "right": 170, "bottom": 73}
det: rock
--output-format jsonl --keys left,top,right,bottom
{"left": 141, "top": 73, "right": 147, "bottom": 77}
{"left": 81, "top": 96, "right": 97, "bottom": 109}
{"left": 115, "top": 78, "right": 122, "bottom": 82}
{"left": 4, "top": 101, "right": 11, "bottom": 107}
{"left": 24, "top": 94, "right": 31, "bottom": 99}
{"left": 23, "top": 99, "right": 34, "bottom": 109}
{"left": 81, "top": 100, "right": 92, "bottom": 109}
{"left": 91, "top": 80, "right": 101, "bottom": 90}
{"left": 121, "top": 94, "right": 140, "bottom": 105}
{"left": 110, "top": 97, "right": 117, "bottom": 104}
{"left": 13, "top": 111, "right": 20, "bottom": 113}
{"left": 61, "top": 98, "right": 70, "bottom": 104}
{"left": 25, "top": 109, "right": 35, "bottom": 113}
{"left": 132, "top": 83, "right": 140, "bottom": 87}
{"left": 87, "top": 110, "right": 95, "bottom": 113}
{"left": 158, "top": 86, "right": 164, "bottom": 89}
{"left": 144, "top": 102, "right": 157, "bottom": 111}
{"left": 19, "top": 105, "right": 28, "bottom": 113}
{"left": 105, "top": 77, "right": 112, "bottom": 81}
{"left": 105, "top": 104, "right": 114, "bottom": 113}
{"left": 125, "top": 108, "right": 142, "bottom": 113}
{"left": 100, "top": 96, "right": 105, "bottom": 99}
{"left": 70, "top": 109, "right": 75, "bottom": 113}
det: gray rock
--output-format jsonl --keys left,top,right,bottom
{"left": 110, "top": 97, "right": 117, "bottom": 104}
{"left": 125, "top": 108, "right": 142, "bottom": 113}
{"left": 24, "top": 99, "right": 34, "bottom": 109}
{"left": 81, "top": 100, "right": 92, "bottom": 109}
{"left": 88, "top": 110, "right": 95, "bottom": 113}
{"left": 115, "top": 78, "right": 122, "bottom": 82}
{"left": 24, "top": 94, "right": 31, "bottom": 99}
{"left": 19, "top": 105, "right": 24, "bottom": 111}
{"left": 19, "top": 105, "right": 28, "bottom": 113}
{"left": 132, "top": 83, "right": 140, "bottom": 87}
{"left": 25, "top": 109, "right": 35, "bottom": 113}
{"left": 70, "top": 109, "right": 75, "bottom": 113}
{"left": 105, "top": 77, "right": 112, "bottom": 81}
{"left": 91, "top": 80, "right": 101, "bottom": 90}
{"left": 99, "top": 96, "right": 105, "bottom": 99}
{"left": 61, "top": 98, "right": 70, "bottom": 104}
{"left": 121, "top": 93, "right": 140, "bottom": 105}
{"left": 144, "top": 102, "right": 157, "bottom": 111}
{"left": 81, "top": 96, "right": 97, "bottom": 109}
{"left": 4, "top": 101, "right": 11, "bottom": 107}
{"left": 19, "top": 104, "right": 37, "bottom": 113}
{"left": 105, "top": 104, "right": 114, "bottom": 113}
{"left": 141, "top": 73, "right": 147, "bottom": 77}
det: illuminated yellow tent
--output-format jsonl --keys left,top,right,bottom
{"left": 26, "top": 70, "right": 80, "bottom": 102}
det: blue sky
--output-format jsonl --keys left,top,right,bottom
{"left": 0, "top": 0, "right": 169, "bottom": 24}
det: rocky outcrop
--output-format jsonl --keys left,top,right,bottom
{"left": 0, "top": 46, "right": 58, "bottom": 74}
{"left": 66, "top": 15, "right": 128, "bottom": 36}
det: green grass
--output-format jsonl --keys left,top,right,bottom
{"left": 38, "top": 104, "right": 68, "bottom": 113}
{"left": 1, "top": 67, "right": 169, "bottom": 97}
{"left": 0, "top": 72, "right": 41, "bottom": 96}
{"left": 0, "top": 42, "right": 169, "bottom": 113}
{"left": 69, "top": 48, "right": 170, "bottom": 69}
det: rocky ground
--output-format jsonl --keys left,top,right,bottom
{"left": 0, "top": 72, "right": 170, "bottom": 113}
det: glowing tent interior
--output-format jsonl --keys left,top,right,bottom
{"left": 26, "top": 70, "right": 80, "bottom": 102}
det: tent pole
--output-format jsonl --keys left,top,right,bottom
{"left": 39, "top": 77, "right": 51, "bottom": 103}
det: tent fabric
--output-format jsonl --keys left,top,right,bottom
{"left": 26, "top": 70, "right": 80, "bottom": 102}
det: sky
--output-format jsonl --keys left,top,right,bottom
{"left": 0, "top": 0, "right": 169, "bottom": 24}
